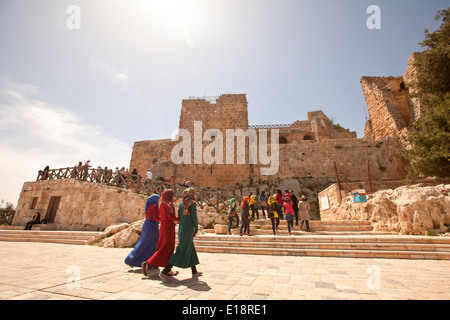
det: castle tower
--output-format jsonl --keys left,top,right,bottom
{"left": 178, "top": 94, "right": 249, "bottom": 133}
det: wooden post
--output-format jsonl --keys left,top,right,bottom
{"left": 334, "top": 161, "right": 342, "bottom": 203}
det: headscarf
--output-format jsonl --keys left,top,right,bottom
{"left": 268, "top": 195, "right": 276, "bottom": 206}
{"left": 230, "top": 198, "right": 237, "bottom": 209}
{"left": 145, "top": 194, "right": 160, "bottom": 212}
{"left": 161, "top": 189, "right": 174, "bottom": 202}
{"left": 182, "top": 187, "right": 196, "bottom": 215}
{"left": 241, "top": 197, "right": 249, "bottom": 209}
{"left": 161, "top": 189, "right": 175, "bottom": 214}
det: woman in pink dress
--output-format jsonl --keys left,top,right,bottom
{"left": 142, "top": 189, "right": 179, "bottom": 276}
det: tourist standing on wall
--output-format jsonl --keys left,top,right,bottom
{"left": 146, "top": 169, "right": 152, "bottom": 181}
{"left": 259, "top": 191, "right": 268, "bottom": 220}
{"left": 159, "top": 188, "right": 202, "bottom": 282}
{"left": 290, "top": 190, "right": 299, "bottom": 227}
{"left": 125, "top": 194, "right": 160, "bottom": 268}
{"left": 249, "top": 192, "right": 259, "bottom": 221}
{"left": 142, "top": 189, "right": 179, "bottom": 276}
{"left": 268, "top": 195, "right": 280, "bottom": 235}
{"left": 228, "top": 198, "right": 239, "bottom": 235}
{"left": 283, "top": 196, "right": 295, "bottom": 235}
{"left": 239, "top": 197, "right": 252, "bottom": 236}
{"left": 299, "top": 195, "right": 311, "bottom": 232}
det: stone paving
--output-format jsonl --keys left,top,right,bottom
{"left": 0, "top": 241, "right": 449, "bottom": 300}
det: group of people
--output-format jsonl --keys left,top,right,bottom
{"left": 124, "top": 188, "right": 202, "bottom": 282}
{"left": 228, "top": 190, "right": 311, "bottom": 236}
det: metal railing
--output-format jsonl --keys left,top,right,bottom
{"left": 36, "top": 166, "right": 234, "bottom": 213}
{"left": 248, "top": 124, "right": 292, "bottom": 129}
{"left": 0, "top": 210, "right": 15, "bottom": 226}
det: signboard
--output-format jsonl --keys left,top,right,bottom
{"left": 353, "top": 189, "right": 367, "bottom": 203}
{"left": 320, "top": 195, "right": 330, "bottom": 211}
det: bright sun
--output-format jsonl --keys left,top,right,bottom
{"left": 134, "top": 0, "right": 205, "bottom": 33}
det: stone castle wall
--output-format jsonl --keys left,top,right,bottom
{"left": 130, "top": 93, "right": 406, "bottom": 189}
{"left": 179, "top": 94, "right": 249, "bottom": 133}
{"left": 361, "top": 53, "right": 424, "bottom": 141}
{"left": 130, "top": 135, "right": 406, "bottom": 189}
{"left": 13, "top": 179, "right": 147, "bottom": 231}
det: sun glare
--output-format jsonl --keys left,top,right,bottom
{"left": 134, "top": 0, "right": 205, "bottom": 33}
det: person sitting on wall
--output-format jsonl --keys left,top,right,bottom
{"left": 24, "top": 211, "right": 41, "bottom": 230}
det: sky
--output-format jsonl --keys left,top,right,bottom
{"left": 0, "top": 0, "right": 447, "bottom": 206}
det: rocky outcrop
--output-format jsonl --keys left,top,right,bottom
{"left": 327, "top": 184, "right": 450, "bottom": 235}
{"left": 87, "top": 206, "right": 226, "bottom": 248}
{"left": 87, "top": 220, "right": 144, "bottom": 248}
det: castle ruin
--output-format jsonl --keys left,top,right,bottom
{"left": 12, "top": 53, "right": 423, "bottom": 231}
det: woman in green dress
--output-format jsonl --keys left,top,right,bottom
{"left": 159, "top": 187, "right": 202, "bottom": 282}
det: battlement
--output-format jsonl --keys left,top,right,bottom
{"left": 179, "top": 94, "right": 249, "bottom": 133}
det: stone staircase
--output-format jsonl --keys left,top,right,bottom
{"left": 1, "top": 220, "right": 450, "bottom": 260}
{"left": 251, "top": 220, "right": 377, "bottom": 235}
{"left": 193, "top": 234, "right": 450, "bottom": 260}
{"left": 0, "top": 226, "right": 100, "bottom": 245}
{"left": 195, "top": 220, "right": 450, "bottom": 260}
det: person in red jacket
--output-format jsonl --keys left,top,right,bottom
{"left": 142, "top": 189, "right": 179, "bottom": 276}
{"left": 283, "top": 197, "right": 295, "bottom": 235}
{"left": 276, "top": 190, "right": 284, "bottom": 220}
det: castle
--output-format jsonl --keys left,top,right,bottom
{"left": 130, "top": 98, "right": 406, "bottom": 189}
{"left": 11, "top": 53, "right": 422, "bottom": 230}
{"left": 130, "top": 53, "right": 425, "bottom": 190}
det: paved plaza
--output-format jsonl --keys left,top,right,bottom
{"left": 0, "top": 241, "right": 449, "bottom": 301}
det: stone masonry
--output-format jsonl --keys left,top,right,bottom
{"left": 13, "top": 179, "right": 147, "bottom": 231}
{"left": 130, "top": 94, "right": 406, "bottom": 189}
{"left": 361, "top": 53, "right": 424, "bottom": 141}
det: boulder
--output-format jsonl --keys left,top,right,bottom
{"left": 326, "top": 184, "right": 450, "bottom": 235}
{"left": 214, "top": 224, "right": 228, "bottom": 235}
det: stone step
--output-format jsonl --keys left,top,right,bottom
{"left": 0, "top": 230, "right": 101, "bottom": 245}
{"left": 0, "top": 224, "right": 56, "bottom": 231}
{"left": 195, "top": 239, "right": 450, "bottom": 252}
{"left": 255, "top": 225, "right": 374, "bottom": 232}
{"left": 233, "top": 219, "right": 375, "bottom": 234}
{"left": 192, "top": 234, "right": 450, "bottom": 260}
{"left": 196, "top": 234, "right": 450, "bottom": 244}
{"left": 194, "top": 245, "right": 450, "bottom": 260}
{"left": 252, "top": 220, "right": 372, "bottom": 226}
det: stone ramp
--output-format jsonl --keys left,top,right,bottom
{"left": 193, "top": 234, "right": 450, "bottom": 260}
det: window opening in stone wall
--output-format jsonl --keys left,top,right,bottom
{"left": 303, "top": 134, "right": 314, "bottom": 141}
{"left": 279, "top": 136, "right": 288, "bottom": 144}
{"left": 29, "top": 197, "right": 38, "bottom": 209}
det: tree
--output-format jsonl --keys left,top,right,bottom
{"left": 0, "top": 199, "right": 14, "bottom": 211}
{"left": 404, "top": 8, "right": 450, "bottom": 178}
